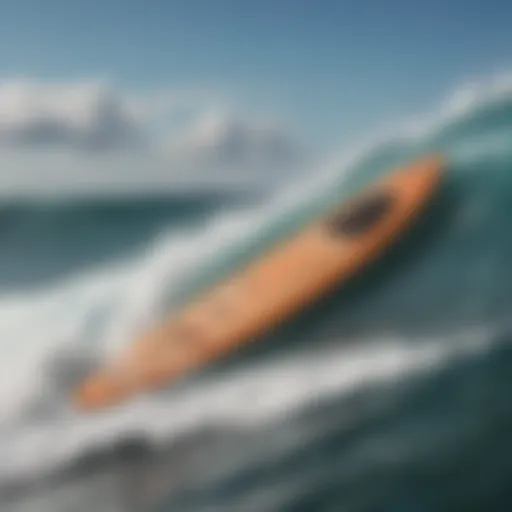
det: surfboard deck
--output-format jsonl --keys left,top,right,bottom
{"left": 73, "top": 155, "right": 445, "bottom": 412}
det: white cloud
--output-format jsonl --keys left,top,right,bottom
{"left": 0, "top": 81, "right": 143, "bottom": 152}
{"left": 165, "top": 110, "right": 306, "bottom": 179}
{"left": 0, "top": 79, "right": 309, "bottom": 193}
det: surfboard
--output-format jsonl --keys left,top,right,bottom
{"left": 73, "top": 155, "right": 445, "bottom": 412}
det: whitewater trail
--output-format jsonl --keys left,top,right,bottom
{"left": 0, "top": 321, "right": 501, "bottom": 487}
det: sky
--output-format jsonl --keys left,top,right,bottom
{"left": 0, "top": 0, "right": 511, "bottom": 194}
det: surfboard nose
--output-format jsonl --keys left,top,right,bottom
{"left": 381, "top": 155, "right": 444, "bottom": 211}
{"left": 401, "top": 154, "right": 445, "bottom": 190}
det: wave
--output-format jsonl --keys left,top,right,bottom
{"left": 3, "top": 74, "right": 512, "bottom": 505}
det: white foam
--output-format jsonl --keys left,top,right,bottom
{"left": 0, "top": 322, "right": 499, "bottom": 486}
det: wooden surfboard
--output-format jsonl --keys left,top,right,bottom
{"left": 73, "top": 155, "right": 445, "bottom": 412}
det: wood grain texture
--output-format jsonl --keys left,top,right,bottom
{"left": 73, "top": 155, "right": 445, "bottom": 411}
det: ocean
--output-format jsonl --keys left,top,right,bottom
{"left": 2, "top": 78, "right": 512, "bottom": 511}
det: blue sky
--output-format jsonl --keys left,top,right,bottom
{"left": 0, "top": 0, "right": 510, "bottom": 192}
